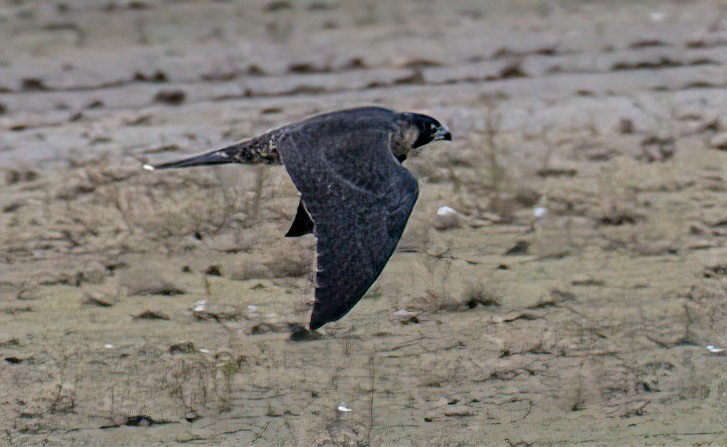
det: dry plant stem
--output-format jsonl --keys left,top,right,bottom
{"left": 366, "top": 348, "right": 377, "bottom": 445}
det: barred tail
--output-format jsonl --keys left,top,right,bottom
{"left": 142, "top": 145, "right": 236, "bottom": 171}
{"left": 143, "top": 132, "right": 282, "bottom": 171}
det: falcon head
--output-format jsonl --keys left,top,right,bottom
{"left": 404, "top": 112, "right": 452, "bottom": 148}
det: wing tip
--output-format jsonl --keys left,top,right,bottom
{"left": 309, "top": 314, "right": 326, "bottom": 330}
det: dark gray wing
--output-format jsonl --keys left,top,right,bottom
{"left": 278, "top": 111, "right": 418, "bottom": 330}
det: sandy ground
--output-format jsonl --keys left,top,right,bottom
{"left": 1, "top": 0, "right": 727, "bottom": 445}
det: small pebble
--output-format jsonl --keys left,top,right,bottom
{"left": 533, "top": 206, "right": 548, "bottom": 218}
{"left": 437, "top": 206, "right": 456, "bottom": 216}
{"left": 434, "top": 205, "right": 461, "bottom": 230}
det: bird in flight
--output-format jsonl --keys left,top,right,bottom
{"left": 144, "top": 106, "right": 451, "bottom": 330}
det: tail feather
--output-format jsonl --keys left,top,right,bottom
{"left": 143, "top": 132, "right": 281, "bottom": 171}
{"left": 143, "top": 146, "right": 237, "bottom": 171}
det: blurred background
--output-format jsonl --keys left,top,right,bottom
{"left": 1, "top": 0, "right": 726, "bottom": 445}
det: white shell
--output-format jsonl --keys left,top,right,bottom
{"left": 437, "top": 206, "right": 457, "bottom": 216}
{"left": 193, "top": 300, "right": 208, "bottom": 312}
{"left": 394, "top": 309, "right": 418, "bottom": 319}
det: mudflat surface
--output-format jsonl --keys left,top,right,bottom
{"left": 1, "top": 1, "right": 727, "bottom": 446}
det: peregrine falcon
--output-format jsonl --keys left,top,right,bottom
{"left": 144, "top": 106, "right": 451, "bottom": 330}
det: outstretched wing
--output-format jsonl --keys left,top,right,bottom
{"left": 278, "top": 110, "right": 419, "bottom": 330}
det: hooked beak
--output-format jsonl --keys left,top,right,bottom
{"left": 434, "top": 126, "right": 452, "bottom": 141}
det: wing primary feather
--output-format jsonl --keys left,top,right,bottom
{"left": 285, "top": 199, "right": 315, "bottom": 237}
